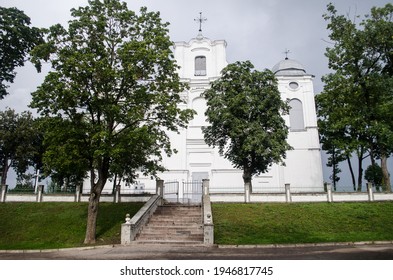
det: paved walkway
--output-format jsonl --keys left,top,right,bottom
{"left": 1, "top": 242, "right": 393, "bottom": 260}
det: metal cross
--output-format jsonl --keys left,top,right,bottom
{"left": 284, "top": 49, "right": 291, "bottom": 59}
{"left": 194, "top": 12, "right": 207, "bottom": 32}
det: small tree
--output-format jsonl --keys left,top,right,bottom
{"left": 365, "top": 164, "right": 383, "bottom": 189}
{"left": 30, "top": 0, "right": 194, "bottom": 244}
{"left": 0, "top": 109, "right": 37, "bottom": 186}
{"left": 0, "top": 7, "right": 43, "bottom": 98}
{"left": 202, "top": 61, "right": 291, "bottom": 192}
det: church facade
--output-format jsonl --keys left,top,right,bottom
{"left": 95, "top": 32, "right": 324, "bottom": 195}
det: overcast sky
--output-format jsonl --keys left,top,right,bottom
{"left": 1, "top": 0, "right": 392, "bottom": 187}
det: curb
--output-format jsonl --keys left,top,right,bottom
{"left": 218, "top": 240, "right": 393, "bottom": 249}
{"left": 1, "top": 241, "right": 393, "bottom": 254}
{"left": 0, "top": 244, "right": 117, "bottom": 254}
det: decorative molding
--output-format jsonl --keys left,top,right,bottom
{"left": 189, "top": 163, "right": 212, "bottom": 167}
{"left": 211, "top": 169, "right": 243, "bottom": 174}
{"left": 186, "top": 139, "right": 206, "bottom": 145}
{"left": 191, "top": 47, "right": 211, "bottom": 52}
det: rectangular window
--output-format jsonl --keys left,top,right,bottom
{"left": 195, "top": 56, "right": 206, "bottom": 76}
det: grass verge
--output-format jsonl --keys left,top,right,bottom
{"left": 212, "top": 202, "right": 393, "bottom": 245}
{"left": 0, "top": 202, "right": 143, "bottom": 250}
{"left": 2, "top": 201, "right": 393, "bottom": 249}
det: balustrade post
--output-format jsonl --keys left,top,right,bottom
{"left": 326, "top": 183, "right": 333, "bottom": 203}
{"left": 75, "top": 185, "right": 82, "bottom": 202}
{"left": 36, "top": 185, "right": 44, "bottom": 202}
{"left": 367, "top": 182, "right": 374, "bottom": 202}
{"left": 285, "top": 183, "right": 292, "bottom": 203}
{"left": 1, "top": 185, "right": 7, "bottom": 203}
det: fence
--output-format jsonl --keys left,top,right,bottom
{"left": 208, "top": 183, "right": 393, "bottom": 203}
{"left": 0, "top": 184, "right": 151, "bottom": 203}
{"left": 3, "top": 181, "right": 393, "bottom": 204}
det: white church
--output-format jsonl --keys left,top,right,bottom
{"left": 97, "top": 28, "right": 324, "bottom": 195}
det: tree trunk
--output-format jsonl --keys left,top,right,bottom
{"left": 242, "top": 167, "right": 253, "bottom": 193}
{"left": 84, "top": 188, "right": 101, "bottom": 244}
{"left": 357, "top": 148, "right": 364, "bottom": 192}
{"left": 1, "top": 157, "right": 10, "bottom": 186}
{"left": 381, "top": 153, "right": 391, "bottom": 192}
{"left": 332, "top": 150, "right": 337, "bottom": 191}
{"left": 346, "top": 155, "right": 356, "bottom": 190}
{"left": 84, "top": 159, "right": 109, "bottom": 244}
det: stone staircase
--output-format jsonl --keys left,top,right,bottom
{"left": 135, "top": 205, "right": 204, "bottom": 245}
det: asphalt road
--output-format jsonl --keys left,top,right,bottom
{"left": 1, "top": 242, "right": 393, "bottom": 260}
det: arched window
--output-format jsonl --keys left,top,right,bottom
{"left": 289, "top": 99, "right": 305, "bottom": 131}
{"left": 195, "top": 56, "right": 206, "bottom": 76}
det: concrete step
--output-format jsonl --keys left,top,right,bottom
{"left": 136, "top": 231, "right": 203, "bottom": 240}
{"left": 139, "top": 235, "right": 202, "bottom": 240}
{"left": 143, "top": 225, "right": 203, "bottom": 230}
{"left": 141, "top": 229, "right": 203, "bottom": 235}
{"left": 148, "top": 215, "right": 201, "bottom": 219}
{"left": 154, "top": 211, "right": 201, "bottom": 216}
{"left": 137, "top": 235, "right": 204, "bottom": 241}
{"left": 141, "top": 225, "right": 203, "bottom": 231}
{"left": 155, "top": 206, "right": 201, "bottom": 211}
{"left": 147, "top": 218, "right": 201, "bottom": 224}
{"left": 132, "top": 240, "right": 204, "bottom": 245}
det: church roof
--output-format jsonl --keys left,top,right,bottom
{"left": 272, "top": 58, "right": 307, "bottom": 76}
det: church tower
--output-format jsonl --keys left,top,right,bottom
{"left": 157, "top": 30, "right": 232, "bottom": 185}
{"left": 272, "top": 58, "right": 324, "bottom": 191}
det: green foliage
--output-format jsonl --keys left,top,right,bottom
{"left": 317, "top": 3, "right": 393, "bottom": 190}
{"left": 213, "top": 202, "right": 393, "bottom": 245}
{"left": 40, "top": 117, "right": 90, "bottom": 188}
{"left": 0, "top": 7, "right": 43, "bottom": 98}
{"left": 0, "top": 109, "right": 40, "bottom": 186}
{"left": 365, "top": 164, "right": 383, "bottom": 186}
{"left": 203, "top": 61, "right": 291, "bottom": 186}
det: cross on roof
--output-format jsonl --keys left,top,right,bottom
{"left": 284, "top": 49, "right": 291, "bottom": 60}
{"left": 194, "top": 12, "right": 207, "bottom": 32}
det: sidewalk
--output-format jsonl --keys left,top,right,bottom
{"left": 1, "top": 241, "right": 393, "bottom": 260}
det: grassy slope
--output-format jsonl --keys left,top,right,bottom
{"left": 212, "top": 202, "right": 393, "bottom": 245}
{"left": 0, "top": 202, "right": 143, "bottom": 250}
{"left": 1, "top": 201, "right": 393, "bottom": 249}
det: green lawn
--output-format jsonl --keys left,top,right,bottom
{"left": 0, "top": 202, "right": 144, "bottom": 250}
{"left": 212, "top": 202, "right": 393, "bottom": 245}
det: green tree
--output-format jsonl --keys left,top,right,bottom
{"left": 0, "top": 109, "right": 36, "bottom": 186}
{"left": 202, "top": 61, "right": 291, "bottom": 192}
{"left": 319, "top": 3, "right": 393, "bottom": 191}
{"left": 30, "top": 0, "right": 194, "bottom": 244}
{"left": 0, "top": 7, "right": 43, "bottom": 98}
{"left": 365, "top": 163, "right": 383, "bottom": 188}
{"left": 316, "top": 77, "right": 365, "bottom": 190}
